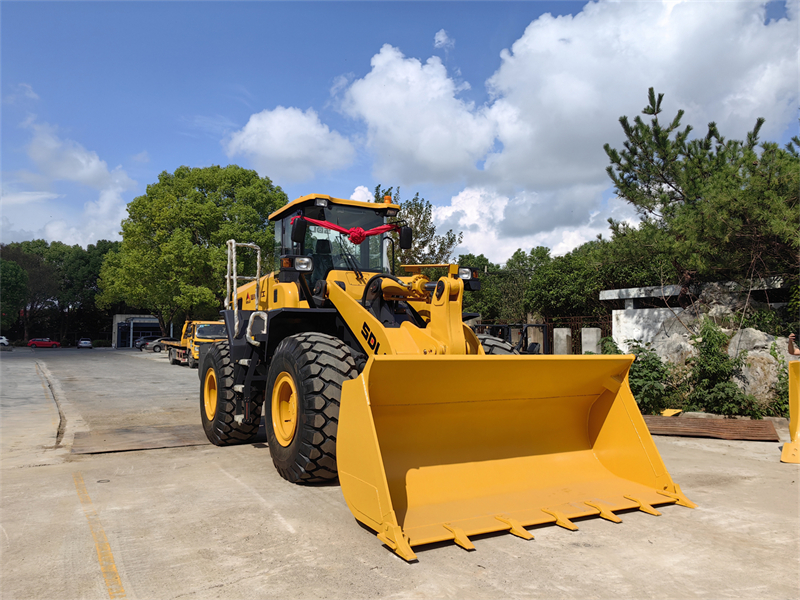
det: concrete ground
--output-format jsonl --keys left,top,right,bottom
{"left": 1, "top": 348, "right": 798, "bottom": 600}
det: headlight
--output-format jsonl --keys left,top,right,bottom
{"left": 386, "top": 208, "right": 399, "bottom": 217}
{"left": 314, "top": 198, "right": 329, "bottom": 208}
{"left": 294, "top": 257, "right": 314, "bottom": 272}
{"left": 458, "top": 267, "right": 473, "bottom": 280}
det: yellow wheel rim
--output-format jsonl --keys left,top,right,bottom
{"left": 271, "top": 372, "right": 298, "bottom": 447}
{"left": 203, "top": 368, "right": 217, "bottom": 421}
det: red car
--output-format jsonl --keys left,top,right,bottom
{"left": 28, "top": 338, "right": 61, "bottom": 348}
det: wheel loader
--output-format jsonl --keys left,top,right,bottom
{"left": 200, "top": 193, "right": 695, "bottom": 561}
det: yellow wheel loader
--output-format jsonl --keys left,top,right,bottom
{"left": 200, "top": 193, "right": 695, "bottom": 561}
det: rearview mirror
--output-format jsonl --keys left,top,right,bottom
{"left": 400, "top": 226, "right": 412, "bottom": 250}
{"left": 291, "top": 216, "right": 307, "bottom": 244}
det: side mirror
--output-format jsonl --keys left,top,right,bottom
{"left": 399, "top": 226, "right": 412, "bottom": 250}
{"left": 291, "top": 216, "right": 307, "bottom": 244}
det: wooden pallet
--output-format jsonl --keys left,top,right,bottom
{"left": 643, "top": 415, "right": 779, "bottom": 442}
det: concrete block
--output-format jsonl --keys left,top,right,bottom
{"left": 554, "top": 328, "right": 572, "bottom": 355}
{"left": 582, "top": 328, "right": 602, "bottom": 354}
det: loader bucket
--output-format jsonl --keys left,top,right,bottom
{"left": 337, "top": 354, "right": 695, "bottom": 561}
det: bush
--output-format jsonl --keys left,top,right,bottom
{"left": 767, "top": 341, "right": 790, "bottom": 418}
{"left": 686, "top": 318, "right": 762, "bottom": 418}
{"left": 741, "top": 307, "right": 797, "bottom": 338}
{"left": 625, "top": 341, "right": 680, "bottom": 415}
{"left": 600, "top": 336, "right": 622, "bottom": 355}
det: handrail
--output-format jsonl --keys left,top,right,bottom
{"left": 225, "top": 240, "right": 262, "bottom": 338}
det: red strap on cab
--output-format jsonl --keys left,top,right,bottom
{"left": 290, "top": 215, "right": 400, "bottom": 245}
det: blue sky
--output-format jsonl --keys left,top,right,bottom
{"left": 2, "top": 1, "right": 797, "bottom": 262}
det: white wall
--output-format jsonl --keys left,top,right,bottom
{"left": 611, "top": 308, "right": 686, "bottom": 353}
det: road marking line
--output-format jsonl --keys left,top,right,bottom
{"left": 72, "top": 472, "right": 127, "bottom": 599}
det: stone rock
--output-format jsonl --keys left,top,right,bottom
{"left": 728, "top": 328, "right": 774, "bottom": 357}
{"left": 698, "top": 282, "right": 748, "bottom": 316}
{"left": 650, "top": 333, "right": 696, "bottom": 366}
{"left": 737, "top": 351, "right": 779, "bottom": 406}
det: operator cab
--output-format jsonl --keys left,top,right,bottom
{"left": 270, "top": 194, "right": 407, "bottom": 289}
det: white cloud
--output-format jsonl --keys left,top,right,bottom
{"left": 481, "top": 1, "right": 798, "bottom": 192}
{"left": 434, "top": 29, "right": 454, "bottom": 50}
{"left": 131, "top": 150, "right": 150, "bottom": 163}
{"left": 350, "top": 185, "right": 373, "bottom": 203}
{"left": 341, "top": 1, "right": 797, "bottom": 256}
{"left": 0, "top": 190, "right": 61, "bottom": 206}
{"left": 26, "top": 122, "right": 135, "bottom": 191}
{"left": 433, "top": 187, "right": 641, "bottom": 262}
{"left": 1, "top": 120, "right": 136, "bottom": 247}
{"left": 225, "top": 106, "right": 355, "bottom": 183}
{"left": 4, "top": 83, "right": 39, "bottom": 104}
{"left": 342, "top": 44, "right": 489, "bottom": 185}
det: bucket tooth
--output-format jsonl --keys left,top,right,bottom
{"left": 377, "top": 524, "right": 416, "bottom": 562}
{"left": 584, "top": 500, "right": 622, "bottom": 523}
{"left": 624, "top": 495, "right": 662, "bottom": 516}
{"left": 443, "top": 524, "right": 475, "bottom": 551}
{"left": 541, "top": 509, "right": 578, "bottom": 531}
{"left": 495, "top": 515, "right": 534, "bottom": 540}
{"left": 657, "top": 485, "right": 697, "bottom": 509}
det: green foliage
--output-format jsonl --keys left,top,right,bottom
{"left": 0, "top": 259, "right": 28, "bottom": 330}
{"left": 741, "top": 308, "right": 796, "bottom": 338}
{"left": 97, "top": 165, "right": 286, "bottom": 332}
{"left": 457, "top": 253, "right": 503, "bottom": 320}
{"left": 686, "top": 318, "right": 762, "bottom": 418}
{"left": 600, "top": 336, "right": 622, "bottom": 354}
{"left": 767, "top": 341, "right": 790, "bottom": 419}
{"left": 625, "top": 341, "right": 675, "bottom": 415}
{"left": 605, "top": 88, "right": 799, "bottom": 285}
{"left": 524, "top": 236, "right": 669, "bottom": 319}
{"left": 788, "top": 282, "right": 800, "bottom": 317}
{"left": 373, "top": 185, "right": 462, "bottom": 275}
{"left": 1, "top": 240, "right": 120, "bottom": 340}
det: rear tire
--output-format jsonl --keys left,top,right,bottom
{"left": 200, "top": 340, "right": 262, "bottom": 446}
{"left": 169, "top": 348, "right": 180, "bottom": 365}
{"left": 152, "top": 344, "right": 162, "bottom": 353}
{"left": 265, "top": 333, "right": 357, "bottom": 483}
{"left": 477, "top": 334, "right": 518, "bottom": 355}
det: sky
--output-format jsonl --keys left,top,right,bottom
{"left": 1, "top": 0, "right": 798, "bottom": 263}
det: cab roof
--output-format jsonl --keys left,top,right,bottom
{"left": 268, "top": 193, "right": 401, "bottom": 222}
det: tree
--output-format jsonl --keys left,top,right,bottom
{"left": 0, "top": 259, "right": 28, "bottom": 331}
{"left": 372, "top": 185, "right": 463, "bottom": 274}
{"left": 0, "top": 244, "right": 59, "bottom": 340}
{"left": 97, "top": 165, "right": 287, "bottom": 334}
{"left": 604, "top": 88, "right": 800, "bottom": 286}
{"left": 458, "top": 253, "right": 503, "bottom": 321}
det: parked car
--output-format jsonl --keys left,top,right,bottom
{"left": 28, "top": 338, "right": 61, "bottom": 348}
{"left": 77, "top": 338, "right": 93, "bottom": 349}
{"left": 144, "top": 337, "right": 178, "bottom": 353}
{"left": 134, "top": 335, "right": 161, "bottom": 350}
{"left": 0, "top": 336, "right": 8, "bottom": 346}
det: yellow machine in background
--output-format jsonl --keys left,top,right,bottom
{"left": 164, "top": 320, "right": 226, "bottom": 368}
{"left": 780, "top": 361, "right": 799, "bottom": 463}
{"left": 199, "top": 193, "right": 695, "bottom": 560}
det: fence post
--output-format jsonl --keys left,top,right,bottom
{"left": 581, "top": 327, "right": 602, "bottom": 354}
{"left": 554, "top": 328, "right": 572, "bottom": 355}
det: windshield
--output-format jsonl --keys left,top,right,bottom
{"left": 196, "top": 324, "right": 227, "bottom": 339}
{"left": 281, "top": 204, "right": 388, "bottom": 285}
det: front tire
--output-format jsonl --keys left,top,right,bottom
{"left": 152, "top": 344, "right": 162, "bottom": 353}
{"left": 265, "top": 333, "right": 357, "bottom": 483}
{"left": 477, "top": 334, "right": 518, "bottom": 355}
{"left": 200, "top": 340, "right": 262, "bottom": 446}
